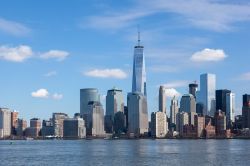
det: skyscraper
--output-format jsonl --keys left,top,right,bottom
{"left": 86, "top": 101, "right": 105, "bottom": 137}
{"left": 226, "top": 92, "right": 235, "bottom": 128}
{"left": 63, "top": 118, "right": 86, "bottom": 139}
{"left": 170, "top": 97, "right": 179, "bottom": 131}
{"left": 127, "top": 92, "right": 148, "bottom": 137}
{"left": 151, "top": 111, "right": 168, "bottom": 138}
{"left": 0, "top": 108, "right": 11, "bottom": 138}
{"left": 80, "top": 88, "right": 100, "bottom": 118}
{"left": 197, "top": 73, "right": 216, "bottom": 116}
{"left": 242, "top": 94, "right": 250, "bottom": 128}
{"left": 159, "top": 85, "right": 166, "bottom": 114}
{"left": 216, "top": 89, "right": 231, "bottom": 113}
{"left": 189, "top": 83, "right": 198, "bottom": 98}
{"left": 132, "top": 31, "right": 147, "bottom": 96}
{"left": 52, "top": 113, "right": 69, "bottom": 137}
{"left": 180, "top": 94, "right": 196, "bottom": 113}
{"left": 105, "top": 87, "right": 124, "bottom": 133}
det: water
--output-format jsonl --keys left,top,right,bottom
{"left": 0, "top": 139, "right": 250, "bottom": 166}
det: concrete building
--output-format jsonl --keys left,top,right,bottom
{"left": 215, "top": 110, "right": 226, "bottom": 136}
{"left": 170, "top": 97, "right": 179, "bottom": 131}
{"left": 194, "top": 115, "right": 205, "bottom": 138}
{"left": 196, "top": 73, "right": 216, "bottom": 116}
{"left": 216, "top": 89, "right": 231, "bottom": 113}
{"left": 242, "top": 94, "right": 250, "bottom": 128}
{"left": 113, "top": 112, "right": 126, "bottom": 134}
{"left": 41, "top": 120, "right": 53, "bottom": 137}
{"left": 189, "top": 112, "right": 198, "bottom": 126}
{"left": 52, "top": 113, "right": 69, "bottom": 137}
{"left": 80, "top": 88, "right": 100, "bottom": 118}
{"left": 105, "top": 88, "right": 124, "bottom": 133}
{"left": 151, "top": 111, "right": 168, "bottom": 138}
{"left": 26, "top": 118, "right": 41, "bottom": 138}
{"left": 176, "top": 112, "right": 189, "bottom": 136}
{"left": 189, "top": 83, "right": 198, "bottom": 98}
{"left": 0, "top": 108, "right": 11, "bottom": 138}
{"left": 226, "top": 92, "right": 235, "bottom": 129}
{"left": 16, "top": 119, "right": 27, "bottom": 136}
{"left": 180, "top": 94, "right": 196, "bottom": 113}
{"left": 196, "top": 102, "right": 205, "bottom": 116}
{"left": 127, "top": 92, "right": 148, "bottom": 137}
{"left": 63, "top": 118, "right": 86, "bottom": 139}
{"left": 159, "top": 86, "right": 166, "bottom": 114}
{"left": 11, "top": 111, "right": 18, "bottom": 135}
{"left": 86, "top": 101, "right": 105, "bottom": 137}
{"left": 132, "top": 31, "right": 147, "bottom": 96}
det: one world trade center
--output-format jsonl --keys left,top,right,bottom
{"left": 132, "top": 31, "right": 147, "bottom": 96}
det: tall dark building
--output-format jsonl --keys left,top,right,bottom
{"left": 189, "top": 83, "right": 198, "bottom": 98}
{"left": 242, "top": 94, "right": 250, "bottom": 128}
{"left": 216, "top": 89, "right": 231, "bottom": 113}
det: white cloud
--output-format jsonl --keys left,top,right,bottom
{"left": 162, "top": 80, "right": 189, "bottom": 88}
{"left": 190, "top": 48, "right": 227, "bottom": 62}
{"left": 52, "top": 93, "right": 63, "bottom": 100}
{"left": 239, "top": 72, "right": 250, "bottom": 81}
{"left": 84, "top": 68, "right": 127, "bottom": 79}
{"left": 40, "top": 50, "right": 69, "bottom": 61}
{"left": 31, "top": 89, "right": 63, "bottom": 100}
{"left": 0, "top": 18, "right": 31, "bottom": 36}
{"left": 84, "top": 0, "right": 250, "bottom": 32}
{"left": 31, "top": 89, "right": 49, "bottom": 98}
{"left": 0, "top": 45, "right": 33, "bottom": 62}
{"left": 44, "top": 71, "right": 57, "bottom": 77}
{"left": 165, "top": 88, "right": 181, "bottom": 98}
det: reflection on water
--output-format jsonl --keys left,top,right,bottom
{"left": 0, "top": 139, "right": 250, "bottom": 166}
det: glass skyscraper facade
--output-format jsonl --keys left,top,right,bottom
{"left": 132, "top": 34, "right": 147, "bottom": 96}
{"left": 80, "top": 88, "right": 100, "bottom": 117}
{"left": 105, "top": 88, "right": 124, "bottom": 133}
{"left": 197, "top": 73, "right": 216, "bottom": 116}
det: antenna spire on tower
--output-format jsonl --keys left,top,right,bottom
{"left": 137, "top": 25, "right": 140, "bottom": 46}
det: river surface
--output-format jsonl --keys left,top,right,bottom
{"left": 0, "top": 139, "right": 250, "bottom": 166}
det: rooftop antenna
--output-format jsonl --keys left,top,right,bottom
{"left": 137, "top": 25, "right": 140, "bottom": 46}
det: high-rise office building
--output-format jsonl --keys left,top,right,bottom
{"left": 16, "top": 119, "right": 27, "bottom": 136}
{"left": 197, "top": 73, "right": 216, "bottom": 116}
{"left": 216, "top": 89, "right": 231, "bottom": 112}
{"left": 194, "top": 115, "right": 205, "bottom": 138}
{"left": 159, "top": 86, "right": 166, "bottom": 114}
{"left": 170, "top": 97, "right": 179, "bottom": 131}
{"left": 180, "top": 94, "right": 196, "bottom": 113}
{"left": 151, "top": 111, "right": 168, "bottom": 138}
{"left": 11, "top": 111, "right": 18, "bottom": 135}
{"left": 25, "top": 118, "right": 41, "bottom": 138}
{"left": 189, "top": 83, "right": 198, "bottom": 98}
{"left": 0, "top": 108, "right": 11, "bottom": 138}
{"left": 242, "top": 94, "right": 250, "bottom": 128}
{"left": 176, "top": 112, "right": 189, "bottom": 136}
{"left": 113, "top": 111, "right": 126, "bottom": 134}
{"left": 214, "top": 110, "right": 226, "bottom": 135}
{"left": 127, "top": 92, "right": 148, "bottom": 137}
{"left": 41, "top": 119, "right": 53, "bottom": 137}
{"left": 105, "top": 88, "right": 124, "bottom": 133}
{"left": 52, "top": 113, "right": 69, "bottom": 137}
{"left": 86, "top": 101, "right": 105, "bottom": 137}
{"left": 80, "top": 88, "right": 100, "bottom": 118}
{"left": 63, "top": 118, "right": 86, "bottom": 139}
{"left": 226, "top": 92, "right": 235, "bottom": 128}
{"left": 132, "top": 31, "right": 147, "bottom": 96}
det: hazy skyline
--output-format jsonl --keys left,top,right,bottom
{"left": 0, "top": 0, "right": 250, "bottom": 120}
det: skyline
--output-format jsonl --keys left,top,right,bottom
{"left": 0, "top": 0, "right": 250, "bottom": 120}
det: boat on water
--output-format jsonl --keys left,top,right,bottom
{"left": 25, "top": 137, "right": 34, "bottom": 140}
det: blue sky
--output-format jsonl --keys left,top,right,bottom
{"left": 0, "top": 0, "right": 250, "bottom": 120}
